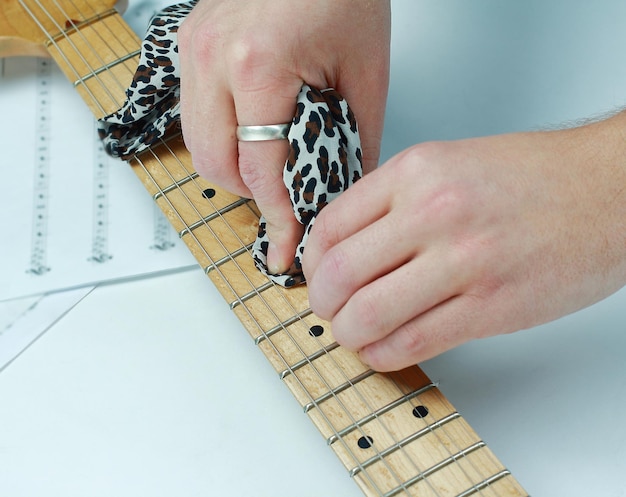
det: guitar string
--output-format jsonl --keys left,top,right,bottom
{"left": 22, "top": 0, "right": 506, "bottom": 493}
{"left": 20, "top": 0, "right": 400, "bottom": 492}
{"left": 30, "top": 7, "right": 492, "bottom": 496}
{"left": 173, "top": 144, "right": 502, "bottom": 495}
{"left": 58, "top": 0, "right": 138, "bottom": 90}
{"left": 19, "top": 0, "right": 126, "bottom": 116}
{"left": 48, "top": 0, "right": 126, "bottom": 109}
{"left": 13, "top": 2, "right": 378, "bottom": 490}
{"left": 143, "top": 122, "right": 501, "bottom": 494}
{"left": 47, "top": 0, "right": 492, "bottom": 492}
{"left": 97, "top": 5, "right": 504, "bottom": 491}
{"left": 142, "top": 137, "right": 479, "bottom": 497}
{"left": 393, "top": 368, "right": 497, "bottom": 495}
{"left": 131, "top": 142, "right": 400, "bottom": 497}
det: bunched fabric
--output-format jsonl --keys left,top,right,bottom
{"left": 97, "top": 1, "right": 196, "bottom": 159}
{"left": 97, "top": 3, "right": 363, "bottom": 287}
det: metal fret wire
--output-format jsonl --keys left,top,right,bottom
{"left": 140, "top": 136, "right": 496, "bottom": 497}
{"left": 60, "top": 0, "right": 140, "bottom": 89}
{"left": 51, "top": 0, "right": 130, "bottom": 97}
{"left": 18, "top": 0, "right": 508, "bottom": 494}
{"left": 132, "top": 143, "right": 396, "bottom": 497}
{"left": 20, "top": 1, "right": 384, "bottom": 493}
{"left": 141, "top": 136, "right": 512, "bottom": 495}
{"left": 20, "top": 0, "right": 131, "bottom": 115}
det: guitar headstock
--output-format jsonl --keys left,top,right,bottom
{"left": 0, "top": 0, "right": 118, "bottom": 57}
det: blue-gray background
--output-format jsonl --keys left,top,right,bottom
{"left": 385, "top": 2, "right": 626, "bottom": 495}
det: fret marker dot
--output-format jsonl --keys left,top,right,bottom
{"left": 309, "top": 325, "right": 324, "bottom": 337}
{"left": 357, "top": 436, "right": 374, "bottom": 449}
{"left": 412, "top": 405, "right": 429, "bottom": 418}
{"left": 202, "top": 188, "right": 216, "bottom": 199}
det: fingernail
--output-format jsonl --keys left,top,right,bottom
{"left": 267, "top": 241, "right": 285, "bottom": 274}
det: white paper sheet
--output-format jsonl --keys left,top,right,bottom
{"left": 0, "top": 0, "right": 193, "bottom": 369}
{"left": 0, "top": 287, "right": 93, "bottom": 371}
{"left": 0, "top": 1, "right": 196, "bottom": 302}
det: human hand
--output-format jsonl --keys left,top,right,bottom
{"left": 303, "top": 112, "right": 626, "bottom": 371}
{"left": 178, "top": 0, "right": 391, "bottom": 272}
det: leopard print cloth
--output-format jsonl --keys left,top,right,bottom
{"left": 98, "top": 2, "right": 363, "bottom": 287}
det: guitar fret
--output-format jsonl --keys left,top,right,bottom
{"left": 175, "top": 204, "right": 259, "bottom": 265}
{"left": 291, "top": 363, "right": 431, "bottom": 440}
{"left": 313, "top": 368, "right": 429, "bottom": 433}
{"left": 246, "top": 326, "right": 323, "bottom": 375}
{"left": 20, "top": 1, "right": 529, "bottom": 494}
{"left": 178, "top": 198, "right": 249, "bottom": 237}
{"left": 45, "top": 12, "right": 140, "bottom": 116}
{"left": 381, "top": 441, "right": 486, "bottom": 497}
{"left": 346, "top": 417, "right": 500, "bottom": 497}
{"left": 73, "top": 48, "right": 141, "bottom": 85}
{"left": 328, "top": 382, "right": 437, "bottom": 444}
{"left": 232, "top": 285, "right": 311, "bottom": 339}
{"left": 229, "top": 280, "right": 274, "bottom": 309}
{"left": 45, "top": 8, "right": 117, "bottom": 44}
{"left": 281, "top": 342, "right": 366, "bottom": 395}
{"left": 207, "top": 242, "right": 254, "bottom": 275}
{"left": 279, "top": 342, "right": 341, "bottom": 379}
{"left": 457, "top": 471, "right": 524, "bottom": 497}
{"left": 332, "top": 385, "right": 458, "bottom": 446}
{"left": 156, "top": 182, "right": 249, "bottom": 234}
{"left": 255, "top": 309, "right": 315, "bottom": 344}
{"left": 303, "top": 369, "right": 377, "bottom": 413}
{"left": 205, "top": 253, "right": 269, "bottom": 303}
{"left": 382, "top": 446, "right": 512, "bottom": 497}
{"left": 455, "top": 470, "right": 512, "bottom": 497}
{"left": 153, "top": 172, "right": 198, "bottom": 200}
{"left": 349, "top": 412, "right": 462, "bottom": 477}
{"left": 133, "top": 137, "right": 200, "bottom": 191}
{"left": 309, "top": 377, "right": 458, "bottom": 458}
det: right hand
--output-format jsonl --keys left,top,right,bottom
{"left": 178, "top": 0, "right": 391, "bottom": 273}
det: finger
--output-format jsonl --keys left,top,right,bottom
{"left": 357, "top": 294, "right": 495, "bottom": 372}
{"left": 306, "top": 207, "right": 417, "bottom": 321}
{"left": 232, "top": 74, "right": 306, "bottom": 273}
{"left": 303, "top": 165, "right": 393, "bottom": 280}
{"left": 178, "top": 22, "right": 250, "bottom": 198}
{"left": 336, "top": 69, "right": 389, "bottom": 175}
{"left": 329, "top": 247, "right": 465, "bottom": 353}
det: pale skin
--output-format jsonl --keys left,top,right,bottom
{"left": 179, "top": 0, "right": 626, "bottom": 371}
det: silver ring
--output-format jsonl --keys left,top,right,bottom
{"left": 236, "top": 123, "right": 291, "bottom": 142}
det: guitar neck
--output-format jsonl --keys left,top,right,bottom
{"left": 41, "top": 4, "right": 139, "bottom": 116}
{"left": 19, "top": 2, "right": 527, "bottom": 496}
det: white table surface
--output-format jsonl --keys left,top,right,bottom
{"left": 1, "top": 269, "right": 625, "bottom": 496}
{"left": 2, "top": 1, "right": 625, "bottom": 496}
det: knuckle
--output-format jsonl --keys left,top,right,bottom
{"left": 227, "top": 34, "right": 272, "bottom": 93}
{"left": 308, "top": 246, "right": 354, "bottom": 320}
{"left": 179, "top": 20, "right": 220, "bottom": 60}
{"left": 311, "top": 208, "right": 341, "bottom": 253}
{"left": 400, "top": 323, "right": 428, "bottom": 355}
{"left": 238, "top": 152, "right": 270, "bottom": 193}
{"left": 428, "top": 187, "right": 473, "bottom": 225}
{"left": 190, "top": 150, "right": 225, "bottom": 180}
{"left": 352, "top": 290, "right": 385, "bottom": 338}
{"left": 322, "top": 245, "right": 355, "bottom": 290}
{"left": 395, "top": 320, "right": 428, "bottom": 362}
{"left": 332, "top": 292, "right": 382, "bottom": 352}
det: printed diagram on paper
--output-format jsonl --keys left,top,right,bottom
{"left": 0, "top": 1, "right": 196, "bottom": 369}
{"left": 0, "top": 0, "right": 196, "bottom": 302}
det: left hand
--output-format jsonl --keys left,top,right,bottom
{"left": 178, "top": 0, "right": 390, "bottom": 273}
{"left": 302, "top": 113, "right": 626, "bottom": 371}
